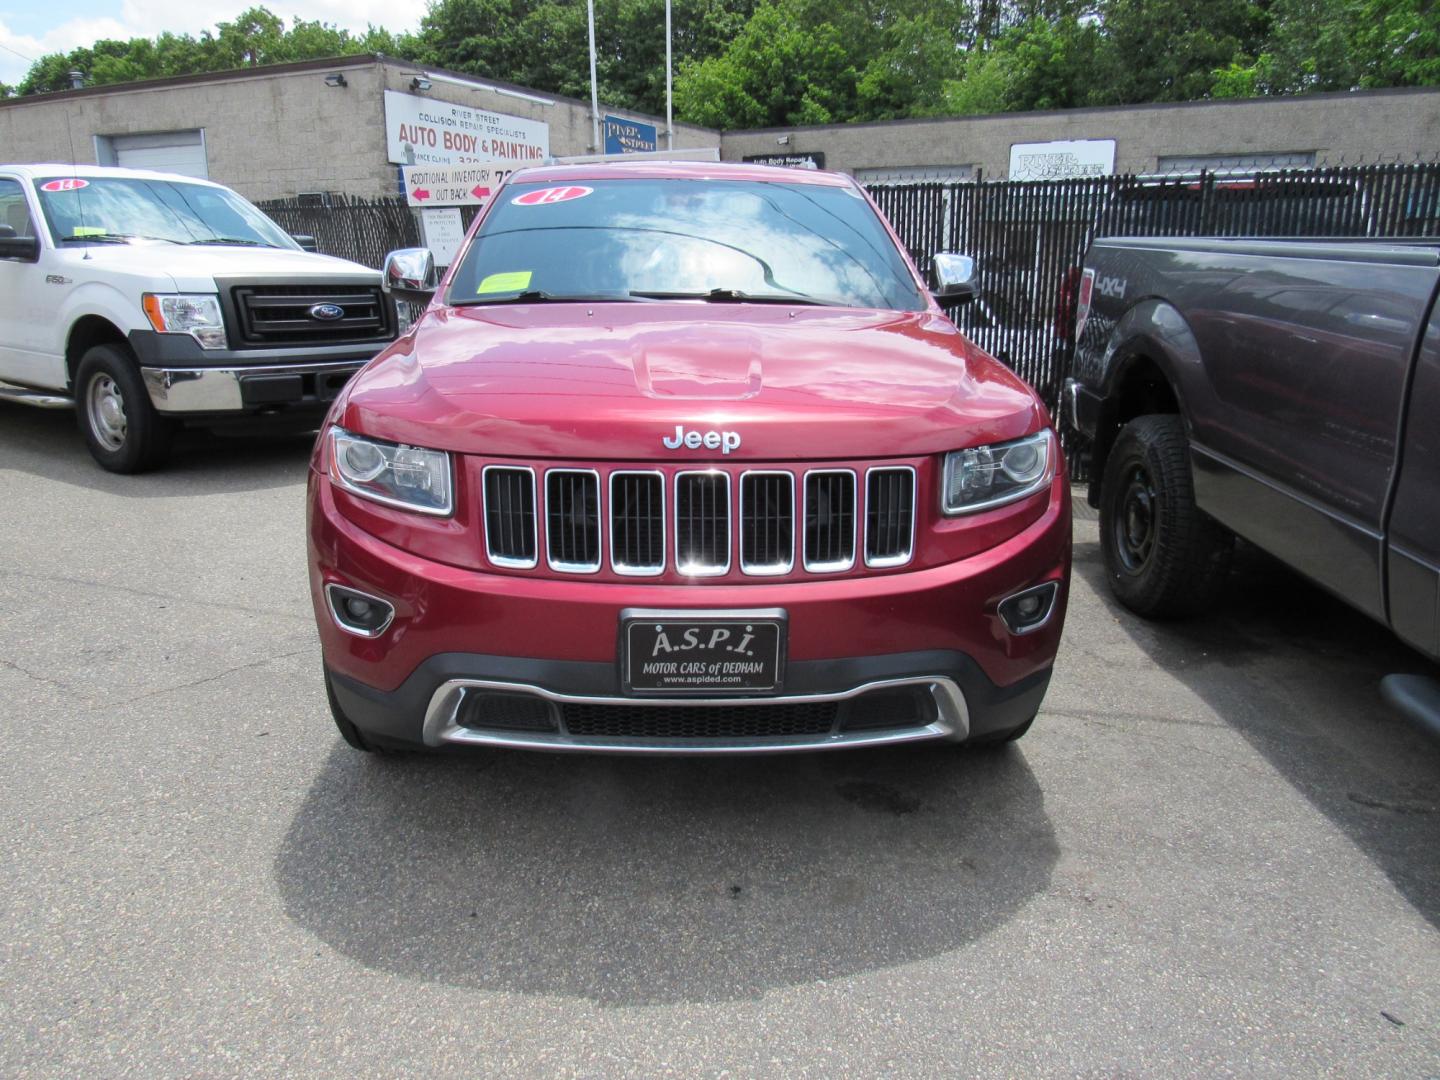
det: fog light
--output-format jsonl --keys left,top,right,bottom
{"left": 325, "top": 583, "right": 395, "bottom": 638}
{"left": 998, "top": 582, "right": 1059, "bottom": 635}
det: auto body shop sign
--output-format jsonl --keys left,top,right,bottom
{"left": 384, "top": 90, "right": 549, "bottom": 168}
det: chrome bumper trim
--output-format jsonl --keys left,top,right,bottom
{"left": 0, "top": 380, "right": 73, "bottom": 410}
{"left": 422, "top": 675, "right": 970, "bottom": 754}
{"left": 140, "top": 360, "right": 364, "bottom": 413}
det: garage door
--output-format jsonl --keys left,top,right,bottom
{"left": 110, "top": 131, "right": 208, "bottom": 179}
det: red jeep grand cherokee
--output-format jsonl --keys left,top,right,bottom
{"left": 308, "top": 162, "right": 1070, "bottom": 754}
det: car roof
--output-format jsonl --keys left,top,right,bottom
{"left": 1, "top": 163, "right": 226, "bottom": 188}
{"left": 506, "top": 159, "right": 855, "bottom": 188}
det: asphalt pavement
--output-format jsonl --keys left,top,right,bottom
{"left": 2, "top": 403, "right": 1439, "bottom": 1077}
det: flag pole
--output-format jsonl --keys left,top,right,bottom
{"left": 587, "top": 0, "right": 601, "bottom": 152}
{"left": 665, "top": 0, "right": 673, "bottom": 150}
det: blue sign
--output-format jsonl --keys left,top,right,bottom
{"left": 604, "top": 115, "right": 658, "bottom": 155}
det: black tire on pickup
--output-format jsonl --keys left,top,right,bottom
{"left": 75, "top": 343, "right": 175, "bottom": 473}
{"left": 1100, "top": 414, "right": 1234, "bottom": 617}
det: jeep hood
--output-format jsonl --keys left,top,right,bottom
{"left": 339, "top": 304, "right": 1045, "bottom": 460}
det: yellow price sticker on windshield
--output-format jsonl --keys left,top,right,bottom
{"left": 477, "top": 271, "right": 533, "bottom": 294}
{"left": 72, "top": 226, "right": 106, "bottom": 237}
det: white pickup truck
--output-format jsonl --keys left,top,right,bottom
{"left": 0, "top": 164, "right": 396, "bottom": 472}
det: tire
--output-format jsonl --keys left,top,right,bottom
{"left": 1099, "top": 414, "right": 1234, "bottom": 618}
{"left": 75, "top": 344, "right": 175, "bottom": 473}
{"left": 324, "top": 667, "right": 379, "bottom": 753}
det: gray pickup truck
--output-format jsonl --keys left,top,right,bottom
{"left": 1064, "top": 237, "right": 1440, "bottom": 731}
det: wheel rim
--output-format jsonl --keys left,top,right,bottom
{"left": 86, "top": 374, "right": 127, "bottom": 452}
{"left": 1112, "top": 463, "right": 1158, "bottom": 574}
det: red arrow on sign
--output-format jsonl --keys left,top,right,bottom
{"left": 412, "top": 187, "right": 431, "bottom": 201}
{"left": 472, "top": 185, "right": 491, "bottom": 199}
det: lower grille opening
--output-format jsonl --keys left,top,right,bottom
{"left": 458, "top": 691, "right": 558, "bottom": 732}
{"left": 837, "top": 687, "right": 936, "bottom": 732}
{"left": 561, "top": 701, "right": 837, "bottom": 739}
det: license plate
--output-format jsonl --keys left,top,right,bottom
{"left": 622, "top": 611, "right": 785, "bottom": 695}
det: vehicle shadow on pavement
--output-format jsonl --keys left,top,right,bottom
{"left": 1071, "top": 526, "right": 1440, "bottom": 928}
{"left": 274, "top": 742, "right": 1057, "bottom": 1006}
{"left": 0, "top": 402, "right": 314, "bottom": 495}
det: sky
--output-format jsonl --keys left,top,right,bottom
{"left": 0, "top": 0, "right": 430, "bottom": 85}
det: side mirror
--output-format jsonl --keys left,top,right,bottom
{"left": 931, "top": 252, "right": 977, "bottom": 305}
{"left": 0, "top": 231, "right": 39, "bottom": 262}
{"left": 291, "top": 233, "right": 319, "bottom": 253}
{"left": 382, "top": 247, "right": 438, "bottom": 303}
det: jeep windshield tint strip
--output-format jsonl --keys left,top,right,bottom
{"left": 448, "top": 178, "right": 926, "bottom": 312}
{"left": 35, "top": 177, "right": 294, "bottom": 249}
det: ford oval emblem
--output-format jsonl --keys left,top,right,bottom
{"left": 309, "top": 303, "right": 345, "bottom": 321}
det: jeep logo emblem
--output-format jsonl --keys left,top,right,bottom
{"left": 662, "top": 424, "right": 741, "bottom": 454}
{"left": 309, "top": 303, "right": 345, "bottom": 321}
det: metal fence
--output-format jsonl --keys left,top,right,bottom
{"left": 258, "top": 162, "right": 1440, "bottom": 478}
{"left": 255, "top": 193, "right": 423, "bottom": 270}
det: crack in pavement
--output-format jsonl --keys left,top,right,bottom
{"left": 117, "top": 647, "right": 316, "bottom": 707}
{"left": 0, "top": 568, "right": 310, "bottom": 623}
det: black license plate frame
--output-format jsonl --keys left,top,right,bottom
{"left": 620, "top": 608, "right": 787, "bottom": 696}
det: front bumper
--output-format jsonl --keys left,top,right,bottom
{"left": 141, "top": 360, "right": 366, "bottom": 414}
{"left": 310, "top": 469, "right": 1070, "bottom": 753}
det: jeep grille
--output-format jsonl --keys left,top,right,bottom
{"left": 482, "top": 463, "right": 914, "bottom": 579}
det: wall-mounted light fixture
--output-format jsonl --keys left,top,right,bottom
{"left": 410, "top": 77, "right": 432, "bottom": 93}
{"left": 776, "top": 134, "right": 790, "bottom": 146}
{"left": 324, "top": 73, "right": 348, "bottom": 88}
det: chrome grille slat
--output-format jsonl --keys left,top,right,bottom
{"left": 546, "top": 469, "right": 601, "bottom": 573}
{"left": 483, "top": 466, "right": 537, "bottom": 569}
{"left": 610, "top": 471, "right": 665, "bottom": 575}
{"left": 675, "top": 471, "right": 731, "bottom": 576}
{"left": 865, "top": 466, "right": 916, "bottom": 567}
{"left": 803, "top": 470, "right": 857, "bottom": 572}
{"left": 739, "top": 471, "right": 794, "bottom": 575}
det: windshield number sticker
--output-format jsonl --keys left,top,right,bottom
{"left": 512, "top": 186, "right": 593, "bottom": 207}
{"left": 40, "top": 178, "right": 89, "bottom": 193}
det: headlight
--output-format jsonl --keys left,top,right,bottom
{"left": 329, "top": 427, "right": 453, "bottom": 516}
{"left": 943, "top": 429, "right": 1054, "bottom": 514}
{"left": 141, "top": 293, "right": 227, "bottom": 349}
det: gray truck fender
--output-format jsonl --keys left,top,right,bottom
{"left": 1086, "top": 298, "right": 1204, "bottom": 499}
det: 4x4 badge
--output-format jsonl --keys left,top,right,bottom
{"left": 662, "top": 425, "right": 741, "bottom": 454}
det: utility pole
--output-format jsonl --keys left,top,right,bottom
{"left": 587, "top": 0, "right": 601, "bottom": 152}
{"left": 665, "top": 0, "right": 673, "bottom": 150}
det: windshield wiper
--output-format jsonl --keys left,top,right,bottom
{"left": 59, "top": 233, "right": 135, "bottom": 245}
{"left": 630, "top": 287, "right": 836, "bottom": 306}
{"left": 454, "top": 290, "right": 639, "bottom": 306}
{"left": 59, "top": 233, "right": 182, "bottom": 245}
{"left": 188, "top": 237, "right": 270, "bottom": 247}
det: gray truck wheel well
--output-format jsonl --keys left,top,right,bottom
{"left": 1088, "top": 354, "right": 1180, "bottom": 503}
{"left": 66, "top": 317, "right": 129, "bottom": 389}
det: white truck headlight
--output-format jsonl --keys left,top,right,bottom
{"left": 330, "top": 427, "right": 453, "bottom": 516}
{"left": 142, "top": 293, "right": 227, "bottom": 349}
{"left": 943, "top": 429, "right": 1054, "bottom": 514}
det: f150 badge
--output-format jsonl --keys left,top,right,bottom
{"left": 662, "top": 425, "right": 742, "bottom": 454}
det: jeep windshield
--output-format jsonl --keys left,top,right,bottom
{"left": 35, "top": 176, "right": 296, "bottom": 249}
{"left": 448, "top": 177, "right": 927, "bottom": 311}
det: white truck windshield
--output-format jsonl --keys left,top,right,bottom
{"left": 35, "top": 176, "right": 296, "bottom": 249}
